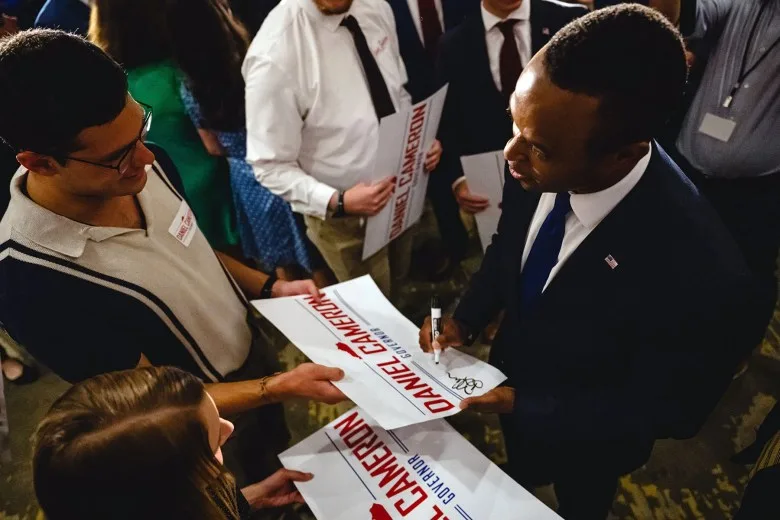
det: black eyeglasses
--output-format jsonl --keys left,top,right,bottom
{"left": 63, "top": 101, "right": 153, "bottom": 177}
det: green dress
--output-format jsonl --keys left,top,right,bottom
{"left": 128, "top": 60, "right": 239, "bottom": 250}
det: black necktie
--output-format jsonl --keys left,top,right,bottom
{"left": 341, "top": 15, "right": 396, "bottom": 120}
{"left": 520, "top": 192, "right": 571, "bottom": 312}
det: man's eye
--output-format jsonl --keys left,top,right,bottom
{"left": 532, "top": 146, "right": 546, "bottom": 160}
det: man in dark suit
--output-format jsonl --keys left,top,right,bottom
{"left": 435, "top": 0, "right": 586, "bottom": 216}
{"left": 420, "top": 5, "right": 764, "bottom": 519}
{"left": 384, "top": 0, "right": 480, "bottom": 271}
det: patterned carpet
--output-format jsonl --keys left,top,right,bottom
{"left": 1, "top": 240, "right": 779, "bottom": 519}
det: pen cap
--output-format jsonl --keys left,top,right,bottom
{"left": 430, "top": 295, "right": 440, "bottom": 309}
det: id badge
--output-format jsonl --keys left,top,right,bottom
{"left": 168, "top": 200, "right": 198, "bottom": 247}
{"left": 698, "top": 113, "right": 736, "bottom": 142}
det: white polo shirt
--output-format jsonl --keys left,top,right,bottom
{"left": 0, "top": 163, "right": 252, "bottom": 383}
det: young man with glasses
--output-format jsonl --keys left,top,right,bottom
{"left": 0, "top": 29, "right": 346, "bottom": 487}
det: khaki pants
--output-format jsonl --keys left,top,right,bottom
{"left": 304, "top": 214, "right": 414, "bottom": 299}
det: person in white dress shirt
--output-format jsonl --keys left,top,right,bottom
{"left": 243, "top": 0, "right": 443, "bottom": 298}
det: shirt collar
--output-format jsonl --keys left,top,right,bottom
{"left": 298, "top": 0, "right": 351, "bottom": 32}
{"left": 569, "top": 145, "right": 652, "bottom": 229}
{"left": 481, "top": 0, "right": 530, "bottom": 32}
{"left": 6, "top": 168, "right": 140, "bottom": 259}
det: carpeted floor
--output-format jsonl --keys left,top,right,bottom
{"left": 1, "top": 236, "right": 778, "bottom": 519}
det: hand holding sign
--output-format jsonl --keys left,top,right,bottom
{"left": 241, "top": 468, "right": 312, "bottom": 509}
{"left": 268, "top": 363, "right": 347, "bottom": 404}
{"left": 343, "top": 176, "right": 396, "bottom": 216}
{"left": 424, "top": 139, "right": 442, "bottom": 173}
{"left": 454, "top": 181, "right": 490, "bottom": 214}
{"left": 460, "top": 386, "right": 515, "bottom": 413}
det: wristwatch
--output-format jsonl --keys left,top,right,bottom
{"left": 332, "top": 190, "right": 347, "bottom": 218}
{"left": 259, "top": 272, "right": 278, "bottom": 299}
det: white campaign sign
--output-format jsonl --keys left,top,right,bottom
{"left": 363, "top": 86, "right": 449, "bottom": 260}
{"left": 252, "top": 276, "right": 506, "bottom": 430}
{"left": 461, "top": 151, "right": 506, "bottom": 252}
{"left": 279, "top": 407, "right": 563, "bottom": 520}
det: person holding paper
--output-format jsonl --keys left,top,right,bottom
{"left": 0, "top": 30, "right": 345, "bottom": 488}
{"left": 420, "top": 6, "right": 765, "bottom": 518}
{"left": 33, "top": 366, "right": 314, "bottom": 520}
{"left": 243, "top": 0, "right": 442, "bottom": 298}
{"left": 435, "top": 0, "right": 586, "bottom": 215}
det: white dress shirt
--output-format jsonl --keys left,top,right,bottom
{"left": 482, "top": 2, "right": 532, "bottom": 93}
{"left": 243, "top": 0, "right": 411, "bottom": 219}
{"left": 405, "top": 0, "right": 444, "bottom": 44}
{"left": 521, "top": 146, "right": 652, "bottom": 291}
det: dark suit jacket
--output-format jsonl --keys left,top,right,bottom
{"left": 436, "top": 0, "right": 586, "bottom": 185}
{"left": 454, "top": 143, "right": 765, "bottom": 475}
{"left": 386, "top": 0, "right": 479, "bottom": 102}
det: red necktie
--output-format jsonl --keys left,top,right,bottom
{"left": 418, "top": 0, "right": 442, "bottom": 54}
{"left": 498, "top": 19, "right": 522, "bottom": 99}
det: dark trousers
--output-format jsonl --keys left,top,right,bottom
{"left": 427, "top": 164, "right": 469, "bottom": 262}
{"left": 692, "top": 171, "right": 780, "bottom": 326}
{"left": 500, "top": 415, "right": 648, "bottom": 520}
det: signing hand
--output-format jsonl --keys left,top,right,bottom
{"left": 241, "top": 469, "right": 313, "bottom": 509}
{"left": 424, "top": 139, "right": 443, "bottom": 172}
{"left": 454, "top": 181, "right": 490, "bottom": 214}
{"left": 460, "top": 386, "right": 515, "bottom": 413}
{"left": 343, "top": 176, "right": 396, "bottom": 216}
{"left": 267, "top": 363, "right": 347, "bottom": 404}
{"left": 419, "top": 315, "right": 468, "bottom": 353}
{"left": 272, "top": 279, "right": 321, "bottom": 302}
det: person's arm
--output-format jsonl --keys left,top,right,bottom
{"left": 137, "top": 356, "right": 347, "bottom": 416}
{"left": 432, "top": 35, "right": 488, "bottom": 212}
{"left": 241, "top": 469, "right": 312, "bottom": 511}
{"left": 243, "top": 55, "right": 396, "bottom": 218}
{"left": 659, "top": 0, "right": 733, "bottom": 39}
{"left": 449, "top": 169, "right": 515, "bottom": 340}
{"left": 214, "top": 251, "right": 320, "bottom": 300}
{"left": 244, "top": 56, "right": 338, "bottom": 219}
{"left": 434, "top": 36, "right": 466, "bottom": 189}
{"left": 205, "top": 363, "right": 346, "bottom": 416}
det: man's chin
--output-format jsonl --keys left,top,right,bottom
{"left": 121, "top": 169, "right": 148, "bottom": 194}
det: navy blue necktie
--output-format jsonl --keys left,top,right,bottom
{"left": 520, "top": 192, "right": 571, "bottom": 312}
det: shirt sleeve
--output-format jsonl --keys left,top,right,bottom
{"left": 688, "top": 0, "right": 734, "bottom": 40}
{"left": 244, "top": 54, "right": 337, "bottom": 219}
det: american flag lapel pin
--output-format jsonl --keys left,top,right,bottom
{"left": 542, "top": 27, "right": 550, "bottom": 36}
{"left": 605, "top": 255, "right": 619, "bottom": 269}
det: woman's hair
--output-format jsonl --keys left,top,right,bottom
{"left": 33, "top": 366, "right": 239, "bottom": 520}
{"left": 89, "top": 0, "right": 250, "bottom": 130}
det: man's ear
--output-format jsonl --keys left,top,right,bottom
{"left": 612, "top": 141, "right": 650, "bottom": 169}
{"left": 15, "top": 152, "right": 61, "bottom": 176}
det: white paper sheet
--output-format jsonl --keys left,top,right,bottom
{"left": 363, "top": 86, "right": 449, "bottom": 260}
{"left": 460, "top": 151, "right": 506, "bottom": 252}
{"left": 252, "top": 275, "right": 506, "bottom": 430}
{"left": 279, "top": 407, "right": 562, "bottom": 520}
